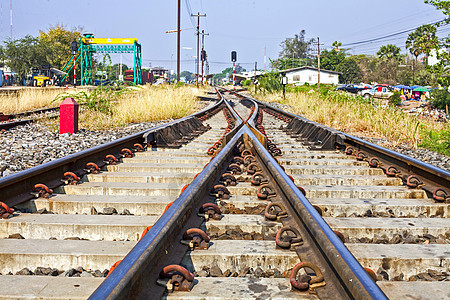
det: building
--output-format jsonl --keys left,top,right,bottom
{"left": 150, "top": 67, "right": 168, "bottom": 79}
{"left": 280, "top": 66, "right": 340, "bottom": 85}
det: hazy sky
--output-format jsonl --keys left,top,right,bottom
{"left": 5, "top": 0, "right": 448, "bottom": 73}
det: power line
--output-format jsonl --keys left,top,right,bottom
{"left": 334, "top": 11, "right": 442, "bottom": 41}
{"left": 184, "top": 0, "right": 196, "bottom": 28}
{"left": 341, "top": 18, "right": 446, "bottom": 47}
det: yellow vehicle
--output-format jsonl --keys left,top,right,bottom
{"left": 34, "top": 75, "right": 49, "bottom": 87}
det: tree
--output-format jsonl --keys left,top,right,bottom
{"left": 181, "top": 70, "right": 194, "bottom": 82}
{"left": 336, "top": 58, "right": 363, "bottom": 84}
{"left": 279, "top": 30, "right": 315, "bottom": 61}
{"left": 271, "top": 57, "right": 309, "bottom": 70}
{"left": 425, "top": 0, "right": 450, "bottom": 87}
{"left": 38, "top": 25, "right": 83, "bottom": 70}
{"left": 320, "top": 49, "right": 346, "bottom": 71}
{"left": 406, "top": 24, "right": 439, "bottom": 63}
{"left": 212, "top": 65, "right": 246, "bottom": 82}
{"left": 0, "top": 35, "right": 47, "bottom": 80}
{"left": 377, "top": 44, "right": 401, "bottom": 60}
{"left": 332, "top": 41, "right": 342, "bottom": 51}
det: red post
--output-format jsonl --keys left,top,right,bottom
{"left": 59, "top": 97, "right": 79, "bottom": 134}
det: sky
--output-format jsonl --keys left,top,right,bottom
{"left": 4, "top": 0, "right": 448, "bottom": 74}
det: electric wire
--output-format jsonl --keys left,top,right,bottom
{"left": 341, "top": 18, "right": 446, "bottom": 47}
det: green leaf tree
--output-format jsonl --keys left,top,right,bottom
{"left": 320, "top": 49, "right": 346, "bottom": 71}
{"left": 332, "top": 41, "right": 342, "bottom": 51}
{"left": 406, "top": 24, "right": 439, "bottom": 63}
{"left": 279, "top": 30, "right": 315, "bottom": 61}
{"left": 377, "top": 44, "right": 402, "bottom": 60}
{"left": 0, "top": 35, "right": 48, "bottom": 80}
{"left": 336, "top": 58, "right": 363, "bottom": 84}
{"left": 38, "top": 25, "right": 83, "bottom": 70}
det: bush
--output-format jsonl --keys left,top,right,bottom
{"left": 242, "top": 79, "right": 252, "bottom": 87}
{"left": 431, "top": 89, "right": 450, "bottom": 110}
{"left": 389, "top": 91, "right": 403, "bottom": 106}
{"left": 420, "top": 127, "right": 450, "bottom": 156}
{"left": 257, "top": 72, "right": 281, "bottom": 93}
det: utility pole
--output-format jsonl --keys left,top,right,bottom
{"left": 10, "top": 0, "right": 12, "bottom": 40}
{"left": 254, "top": 61, "right": 257, "bottom": 93}
{"left": 264, "top": 47, "right": 267, "bottom": 71}
{"left": 191, "top": 12, "right": 206, "bottom": 88}
{"left": 200, "top": 30, "right": 209, "bottom": 85}
{"left": 314, "top": 37, "right": 324, "bottom": 90}
{"left": 177, "top": 0, "right": 181, "bottom": 82}
{"left": 119, "top": 53, "right": 123, "bottom": 81}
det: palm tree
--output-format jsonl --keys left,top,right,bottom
{"left": 377, "top": 44, "right": 401, "bottom": 60}
{"left": 332, "top": 41, "right": 342, "bottom": 51}
{"left": 406, "top": 24, "right": 439, "bottom": 63}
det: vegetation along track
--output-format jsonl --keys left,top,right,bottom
{"left": 0, "top": 87, "right": 448, "bottom": 299}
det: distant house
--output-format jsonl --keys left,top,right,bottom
{"left": 280, "top": 66, "right": 340, "bottom": 85}
{"left": 150, "top": 67, "right": 168, "bottom": 78}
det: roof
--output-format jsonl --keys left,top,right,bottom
{"left": 279, "top": 66, "right": 341, "bottom": 75}
{"left": 150, "top": 67, "right": 167, "bottom": 71}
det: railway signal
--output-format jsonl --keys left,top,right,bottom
{"left": 231, "top": 51, "right": 237, "bottom": 86}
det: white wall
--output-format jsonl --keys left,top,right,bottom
{"left": 286, "top": 69, "right": 339, "bottom": 85}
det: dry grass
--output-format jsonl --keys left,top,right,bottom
{"left": 0, "top": 88, "right": 79, "bottom": 114}
{"left": 113, "top": 85, "right": 200, "bottom": 123}
{"left": 256, "top": 90, "right": 446, "bottom": 148}
{"left": 37, "top": 84, "right": 202, "bottom": 130}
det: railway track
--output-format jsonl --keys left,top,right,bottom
{"left": 0, "top": 88, "right": 448, "bottom": 299}
{"left": 0, "top": 107, "right": 60, "bottom": 131}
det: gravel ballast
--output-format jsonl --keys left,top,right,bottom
{"left": 0, "top": 121, "right": 164, "bottom": 177}
{"left": 0, "top": 103, "right": 449, "bottom": 177}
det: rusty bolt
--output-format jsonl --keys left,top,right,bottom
{"left": 31, "top": 183, "right": 53, "bottom": 199}
{"left": 85, "top": 162, "right": 101, "bottom": 174}
{"left": 158, "top": 265, "right": 195, "bottom": 292}
{"left": 220, "top": 173, "right": 237, "bottom": 186}
{"left": 210, "top": 185, "right": 230, "bottom": 200}
{"left": 290, "top": 262, "right": 324, "bottom": 291}
{"left": 61, "top": 171, "right": 80, "bottom": 185}
{"left": 406, "top": 175, "right": 424, "bottom": 189}
{"left": 356, "top": 151, "right": 367, "bottom": 161}
{"left": 264, "top": 202, "right": 288, "bottom": 221}
{"left": 104, "top": 154, "right": 118, "bottom": 165}
{"left": 181, "top": 228, "right": 210, "bottom": 250}
{"left": 0, "top": 201, "right": 14, "bottom": 219}
{"left": 257, "top": 184, "right": 276, "bottom": 200}
{"left": 385, "top": 165, "right": 400, "bottom": 177}
{"left": 345, "top": 146, "right": 353, "bottom": 155}
{"left": 120, "top": 148, "right": 134, "bottom": 158}
{"left": 247, "top": 162, "right": 262, "bottom": 175}
{"left": 432, "top": 188, "right": 449, "bottom": 203}
{"left": 275, "top": 226, "right": 303, "bottom": 249}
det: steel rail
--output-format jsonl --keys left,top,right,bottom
{"left": 0, "top": 98, "right": 222, "bottom": 207}
{"left": 231, "top": 89, "right": 450, "bottom": 200}
{"left": 246, "top": 126, "right": 387, "bottom": 299}
{"left": 221, "top": 88, "right": 387, "bottom": 299}
{"left": 90, "top": 91, "right": 243, "bottom": 299}
{"left": 92, "top": 88, "right": 387, "bottom": 299}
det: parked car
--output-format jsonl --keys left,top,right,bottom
{"left": 337, "top": 84, "right": 367, "bottom": 94}
{"left": 359, "top": 84, "right": 394, "bottom": 99}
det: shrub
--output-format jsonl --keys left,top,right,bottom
{"left": 242, "top": 79, "right": 252, "bottom": 87}
{"left": 257, "top": 72, "right": 281, "bottom": 93}
{"left": 389, "top": 91, "right": 403, "bottom": 106}
{"left": 431, "top": 89, "right": 450, "bottom": 110}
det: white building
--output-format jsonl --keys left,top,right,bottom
{"left": 280, "top": 66, "right": 340, "bottom": 85}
